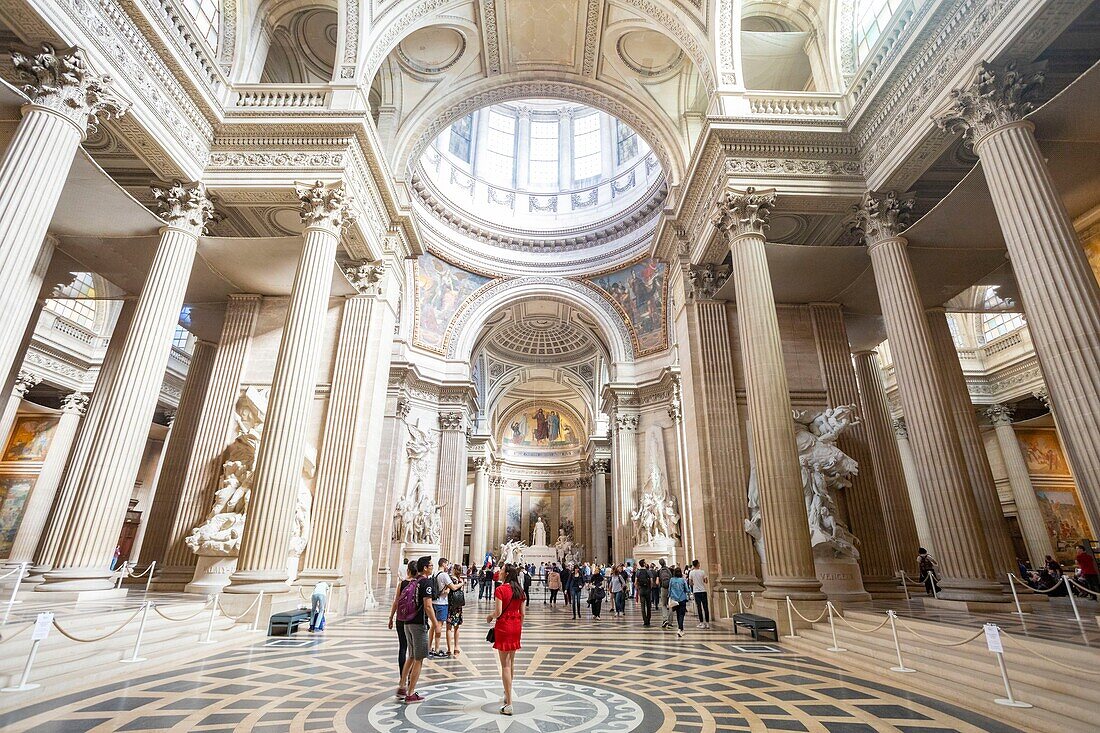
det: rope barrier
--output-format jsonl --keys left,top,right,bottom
{"left": 0, "top": 621, "right": 33, "bottom": 645}
{"left": 787, "top": 600, "right": 829, "bottom": 624}
{"left": 999, "top": 631, "right": 1100, "bottom": 674}
{"left": 1065, "top": 576, "right": 1099, "bottom": 600}
{"left": 51, "top": 606, "right": 144, "bottom": 643}
{"left": 895, "top": 619, "right": 986, "bottom": 647}
{"left": 0, "top": 565, "right": 24, "bottom": 581}
{"left": 151, "top": 598, "right": 213, "bottom": 622}
{"left": 215, "top": 594, "right": 261, "bottom": 622}
{"left": 833, "top": 611, "right": 892, "bottom": 634}
{"left": 127, "top": 563, "right": 156, "bottom": 579}
{"left": 1007, "top": 573, "right": 1066, "bottom": 594}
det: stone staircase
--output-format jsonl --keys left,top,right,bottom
{"left": 785, "top": 608, "right": 1100, "bottom": 733}
{"left": 0, "top": 597, "right": 257, "bottom": 700}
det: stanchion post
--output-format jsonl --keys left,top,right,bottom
{"left": 887, "top": 611, "right": 915, "bottom": 673}
{"left": 3, "top": 562, "right": 27, "bottom": 625}
{"left": 199, "top": 595, "right": 218, "bottom": 644}
{"left": 144, "top": 561, "right": 156, "bottom": 595}
{"left": 899, "top": 572, "right": 910, "bottom": 602}
{"left": 1007, "top": 574, "right": 1025, "bottom": 616}
{"left": 737, "top": 589, "right": 744, "bottom": 614}
{"left": 1064, "top": 577, "right": 1083, "bottom": 625}
{"left": 250, "top": 591, "right": 265, "bottom": 633}
{"left": 723, "top": 589, "right": 731, "bottom": 619}
{"left": 930, "top": 577, "right": 938, "bottom": 599}
{"left": 120, "top": 602, "right": 151, "bottom": 663}
{"left": 784, "top": 597, "right": 798, "bottom": 639}
{"left": 1, "top": 638, "right": 42, "bottom": 691}
{"left": 826, "top": 602, "right": 847, "bottom": 652}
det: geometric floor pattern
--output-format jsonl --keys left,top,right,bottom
{"left": 0, "top": 595, "right": 1027, "bottom": 733}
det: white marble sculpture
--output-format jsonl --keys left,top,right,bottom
{"left": 532, "top": 516, "right": 548, "bottom": 547}
{"left": 392, "top": 418, "right": 443, "bottom": 545}
{"left": 554, "top": 529, "right": 584, "bottom": 566}
{"left": 631, "top": 463, "right": 680, "bottom": 546}
{"left": 744, "top": 405, "right": 861, "bottom": 561}
{"left": 499, "top": 539, "right": 528, "bottom": 566}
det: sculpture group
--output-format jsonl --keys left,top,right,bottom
{"left": 631, "top": 463, "right": 679, "bottom": 546}
{"left": 392, "top": 418, "right": 443, "bottom": 546}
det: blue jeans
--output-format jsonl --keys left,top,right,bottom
{"left": 614, "top": 590, "right": 626, "bottom": 613}
{"left": 571, "top": 591, "right": 582, "bottom": 618}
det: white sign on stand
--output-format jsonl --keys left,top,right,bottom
{"left": 32, "top": 613, "right": 53, "bottom": 641}
{"left": 983, "top": 623, "right": 1003, "bottom": 653}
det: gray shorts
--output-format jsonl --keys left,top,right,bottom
{"left": 404, "top": 621, "right": 429, "bottom": 660}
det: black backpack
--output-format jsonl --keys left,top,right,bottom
{"left": 637, "top": 568, "right": 653, "bottom": 590}
{"left": 449, "top": 588, "right": 466, "bottom": 608}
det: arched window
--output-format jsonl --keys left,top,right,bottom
{"left": 980, "top": 286, "right": 1025, "bottom": 342}
{"left": 45, "top": 272, "right": 98, "bottom": 330}
{"left": 181, "top": 0, "right": 221, "bottom": 51}
{"left": 853, "top": 0, "right": 903, "bottom": 64}
{"left": 572, "top": 113, "right": 602, "bottom": 182}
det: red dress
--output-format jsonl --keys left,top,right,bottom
{"left": 493, "top": 584, "right": 524, "bottom": 651}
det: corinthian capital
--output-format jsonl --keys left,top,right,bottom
{"left": 11, "top": 44, "right": 130, "bottom": 136}
{"left": 614, "top": 414, "right": 639, "bottom": 432}
{"left": 344, "top": 260, "right": 386, "bottom": 295}
{"left": 296, "top": 181, "right": 355, "bottom": 234}
{"left": 438, "top": 411, "right": 464, "bottom": 431}
{"left": 61, "top": 391, "right": 89, "bottom": 415}
{"left": 985, "top": 403, "right": 1015, "bottom": 427}
{"left": 152, "top": 181, "right": 219, "bottom": 236}
{"left": 891, "top": 417, "right": 908, "bottom": 439}
{"left": 711, "top": 186, "right": 777, "bottom": 240}
{"left": 686, "top": 263, "right": 729, "bottom": 301}
{"left": 934, "top": 61, "right": 1046, "bottom": 143}
{"left": 850, "top": 190, "right": 914, "bottom": 248}
{"left": 13, "top": 370, "right": 40, "bottom": 398}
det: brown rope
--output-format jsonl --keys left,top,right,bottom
{"left": 51, "top": 606, "right": 145, "bottom": 643}
{"left": 895, "top": 619, "right": 985, "bottom": 647}
{"left": 152, "top": 599, "right": 211, "bottom": 622}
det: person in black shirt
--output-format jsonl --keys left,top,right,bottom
{"left": 635, "top": 560, "right": 654, "bottom": 627}
{"left": 401, "top": 556, "right": 437, "bottom": 704}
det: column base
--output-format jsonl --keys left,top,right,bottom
{"left": 924, "top": 597, "right": 1014, "bottom": 613}
{"left": 862, "top": 577, "right": 908, "bottom": 600}
{"left": 760, "top": 575, "right": 827, "bottom": 603}
{"left": 24, "top": 587, "right": 127, "bottom": 603}
{"left": 35, "top": 567, "right": 117, "bottom": 593}
{"left": 223, "top": 567, "right": 295, "bottom": 595}
{"left": 714, "top": 575, "right": 766, "bottom": 594}
{"left": 936, "top": 578, "right": 1007, "bottom": 605}
{"left": 149, "top": 563, "right": 198, "bottom": 592}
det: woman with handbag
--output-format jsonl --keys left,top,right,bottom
{"left": 667, "top": 567, "right": 690, "bottom": 638}
{"left": 486, "top": 564, "right": 525, "bottom": 716}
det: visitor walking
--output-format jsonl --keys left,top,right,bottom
{"left": 448, "top": 565, "right": 466, "bottom": 656}
{"left": 388, "top": 560, "right": 417, "bottom": 692}
{"left": 569, "top": 565, "right": 584, "bottom": 619}
{"left": 431, "top": 557, "right": 461, "bottom": 657}
{"left": 1075, "top": 543, "right": 1099, "bottom": 596}
{"left": 917, "top": 548, "right": 941, "bottom": 597}
{"left": 308, "top": 580, "right": 329, "bottom": 632}
{"left": 688, "top": 560, "right": 711, "bottom": 629}
{"left": 668, "top": 567, "right": 690, "bottom": 638}
{"left": 657, "top": 559, "right": 673, "bottom": 628}
{"left": 635, "top": 560, "right": 654, "bottom": 627}
{"left": 522, "top": 564, "right": 533, "bottom": 606}
{"left": 397, "top": 556, "right": 436, "bottom": 703}
{"left": 609, "top": 564, "right": 626, "bottom": 616}
{"left": 588, "top": 574, "right": 606, "bottom": 620}
{"left": 548, "top": 564, "right": 562, "bottom": 604}
{"left": 487, "top": 564, "right": 526, "bottom": 716}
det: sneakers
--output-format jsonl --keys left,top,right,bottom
{"left": 696, "top": 623, "right": 706, "bottom": 629}
{"left": 703, "top": 622, "right": 711, "bottom": 629}
{"left": 500, "top": 704, "right": 513, "bottom": 716}
{"left": 396, "top": 688, "right": 406, "bottom": 699}
{"left": 404, "top": 693, "right": 425, "bottom": 704}
{"left": 677, "top": 629, "right": 684, "bottom": 638}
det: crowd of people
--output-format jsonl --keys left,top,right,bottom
{"left": 1014, "top": 542, "right": 1100, "bottom": 598}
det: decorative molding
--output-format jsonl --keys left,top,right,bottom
{"left": 589, "top": 459, "right": 611, "bottom": 473}
{"left": 439, "top": 410, "right": 464, "bottom": 431}
{"left": 11, "top": 43, "right": 130, "bottom": 134}
{"left": 985, "top": 403, "right": 1014, "bottom": 426}
{"left": 581, "top": 0, "right": 601, "bottom": 77}
{"left": 296, "top": 180, "right": 356, "bottom": 233}
{"left": 614, "top": 414, "right": 640, "bottom": 432}
{"left": 13, "top": 370, "right": 41, "bottom": 398}
{"left": 711, "top": 186, "right": 777, "bottom": 240}
{"left": 151, "top": 180, "right": 218, "bottom": 235}
{"left": 850, "top": 190, "right": 914, "bottom": 248}
{"left": 61, "top": 391, "right": 90, "bottom": 415}
{"left": 343, "top": 260, "right": 386, "bottom": 295}
{"left": 686, "top": 263, "right": 729, "bottom": 300}
{"left": 481, "top": 0, "right": 502, "bottom": 75}
{"left": 933, "top": 60, "right": 1046, "bottom": 143}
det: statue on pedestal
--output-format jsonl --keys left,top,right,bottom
{"left": 532, "top": 515, "right": 548, "bottom": 547}
{"left": 631, "top": 463, "right": 680, "bottom": 546}
{"left": 392, "top": 417, "right": 442, "bottom": 546}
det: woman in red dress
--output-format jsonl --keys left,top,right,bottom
{"left": 486, "top": 564, "right": 525, "bottom": 716}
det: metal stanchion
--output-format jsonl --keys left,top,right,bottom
{"left": 144, "top": 561, "right": 156, "bottom": 595}
{"left": 784, "top": 597, "right": 798, "bottom": 639}
{"left": 737, "top": 589, "right": 744, "bottom": 614}
{"left": 1064, "top": 578, "right": 1083, "bottom": 625}
{"left": 3, "top": 562, "right": 27, "bottom": 625}
{"left": 723, "top": 589, "right": 731, "bottom": 619}
{"left": 898, "top": 572, "right": 910, "bottom": 602}
{"left": 198, "top": 595, "right": 218, "bottom": 644}
{"left": 1007, "top": 574, "right": 1026, "bottom": 616}
{"left": 825, "top": 603, "right": 846, "bottom": 652}
{"left": 985, "top": 624, "right": 1032, "bottom": 708}
{"left": 250, "top": 591, "right": 265, "bottom": 633}
{"left": 2, "top": 612, "right": 51, "bottom": 692}
{"left": 120, "top": 602, "right": 151, "bottom": 663}
{"left": 887, "top": 611, "right": 915, "bottom": 673}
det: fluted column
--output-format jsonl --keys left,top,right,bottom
{"left": 300, "top": 262, "right": 390, "bottom": 589}
{"left": 5, "top": 393, "right": 87, "bottom": 566}
{"left": 927, "top": 307, "right": 1016, "bottom": 577}
{"left": 681, "top": 264, "right": 761, "bottom": 589}
{"left": 226, "top": 182, "right": 353, "bottom": 594}
{"left": 0, "top": 371, "right": 40, "bottom": 451}
{"left": 611, "top": 413, "right": 639, "bottom": 562}
{"left": 852, "top": 351, "right": 921, "bottom": 573}
{"left": 987, "top": 404, "right": 1056, "bottom": 566}
{"left": 712, "top": 186, "right": 823, "bottom": 602}
{"left": 936, "top": 61, "right": 1100, "bottom": 536}
{"left": 151, "top": 295, "right": 261, "bottom": 588}
{"left": 436, "top": 410, "right": 468, "bottom": 561}
{"left": 470, "top": 457, "right": 491, "bottom": 565}
{"left": 39, "top": 182, "right": 214, "bottom": 592}
{"left": 892, "top": 418, "right": 934, "bottom": 550}
{"left": 372, "top": 396, "right": 409, "bottom": 587}
{"left": 854, "top": 191, "right": 1002, "bottom": 603}
{"left": 810, "top": 303, "right": 898, "bottom": 597}
{"left": 590, "top": 460, "right": 609, "bottom": 563}
{"left": 0, "top": 45, "right": 129, "bottom": 384}
{"left": 138, "top": 341, "right": 216, "bottom": 568}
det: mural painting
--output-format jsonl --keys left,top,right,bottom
{"left": 415, "top": 255, "right": 491, "bottom": 353}
{"left": 2, "top": 415, "right": 58, "bottom": 462}
{"left": 505, "top": 494, "right": 521, "bottom": 543}
{"left": 560, "top": 494, "right": 575, "bottom": 540}
{"left": 1017, "top": 429, "right": 1071, "bottom": 476}
{"left": 1016, "top": 428, "right": 1092, "bottom": 561}
{"left": 505, "top": 404, "right": 581, "bottom": 449}
{"left": 587, "top": 258, "right": 667, "bottom": 354}
{"left": 0, "top": 475, "right": 35, "bottom": 556}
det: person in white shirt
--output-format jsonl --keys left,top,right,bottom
{"left": 309, "top": 581, "right": 330, "bottom": 632}
{"left": 688, "top": 559, "right": 711, "bottom": 629}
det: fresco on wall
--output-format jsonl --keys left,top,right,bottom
{"left": 1016, "top": 429, "right": 1071, "bottom": 476}
{"left": 1084, "top": 227, "right": 1100, "bottom": 286}
{"left": 560, "top": 494, "right": 575, "bottom": 540}
{"left": 2, "top": 415, "right": 58, "bottom": 462}
{"left": 505, "top": 405, "right": 582, "bottom": 448}
{"left": 505, "top": 494, "right": 521, "bottom": 543}
{"left": 414, "top": 255, "right": 491, "bottom": 353}
{"left": 1035, "top": 488, "right": 1092, "bottom": 559}
{"left": 587, "top": 258, "right": 668, "bottom": 355}
{"left": 0, "top": 475, "right": 35, "bottom": 556}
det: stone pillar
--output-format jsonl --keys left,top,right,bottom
{"left": 680, "top": 264, "right": 761, "bottom": 590}
{"left": 31, "top": 301, "right": 136, "bottom": 576}
{"left": 852, "top": 351, "right": 921, "bottom": 573}
{"left": 152, "top": 295, "right": 261, "bottom": 589}
{"left": 470, "top": 457, "right": 491, "bottom": 565}
{"left": 936, "top": 61, "right": 1100, "bottom": 536}
{"left": 809, "top": 304, "right": 899, "bottom": 597}
{"left": 300, "top": 262, "right": 392, "bottom": 603}
{"left": 38, "top": 182, "right": 214, "bottom": 594}
{"left": 853, "top": 191, "right": 1003, "bottom": 604}
{"left": 436, "top": 410, "right": 468, "bottom": 562}
{"left": 137, "top": 341, "right": 216, "bottom": 568}
{"left": 712, "top": 186, "right": 823, "bottom": 603}
{"left": 226, "top": 182, "right": 353, "bottom": 596}
{"left": 892, "top": 418, "right": 934, "bottom": 550}
{"left": 986, "top": 404, "right": 1056, "bottom": 566}
{"left": 372, "top": 396, "right": 409, "bottom": 589}
{"left": 590, "top": 460, "right": 609, "bottom": 563}
{"left": 0, "top": 45, "right": 128, "bottom": 385}
{"left": 0, "top": 239, "right": 52, "bottom": 414}
{"left": 0, "top": 371, "right": 40, "bottom": 450}
{"left": 611, "top": 413, "right": 639, "bottom": 562}
{"left": 927, "top": 308, "right": 1017, "bottom": 577}
{"left": 5, "top": 392, "right": 87, "bottom": 566}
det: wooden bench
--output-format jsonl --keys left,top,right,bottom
{"left": 268, "top": 609, "right": 311, "bottom": 636}
{"left": 732, "top": 613, "right": 779, "bottom": 642}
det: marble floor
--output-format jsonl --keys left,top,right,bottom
{"left": 0, "top": 589, "right": 1037, "bottom": 733}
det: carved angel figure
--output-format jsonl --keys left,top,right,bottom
{"left": 631, "top": 463, "right": 680, "bottom": 545}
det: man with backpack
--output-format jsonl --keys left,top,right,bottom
{"left": 635, "top": 560, "right": 654, "bottom": 627}
{"left": 396, "top": 556, "right": 437, "bottom": 704}
{"left": 657, "top": 559, "right": 673, "bottom": 629}
{"left": 430, "top": 557, "right": 461, "bottom": 658}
